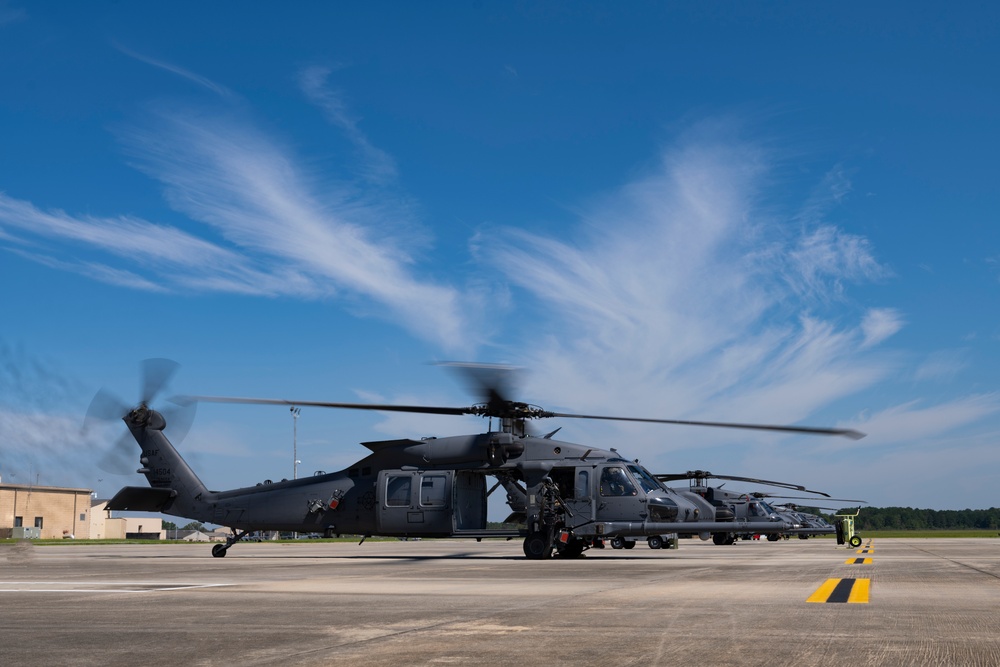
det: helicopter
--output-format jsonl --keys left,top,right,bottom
{"left": 91, "top": 360, "right": 865, "bottom": 560}
{"left": 654, "top": 471, "right": 866, "bottom": 545}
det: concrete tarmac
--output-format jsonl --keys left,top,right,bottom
{"left": 2, "top": 537, "right": 999, "bottom": 666}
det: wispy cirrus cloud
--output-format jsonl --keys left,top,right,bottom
{"left": 847, "top": 394, "right": 1000, "bottom": 445}
{"left": 114, "top": 42, "right": 235, "bottom": 98}
{"left": 481, "top": 133, "right": 901, "bottom": 457}
{"left": 0, "top": 60, "right": 476, "bottom": 350}
{"left": 0, "top": 3, "right": 26, "bottom": 27}
{"left": 299, "top": 65, "right": 398, "bottom": 184}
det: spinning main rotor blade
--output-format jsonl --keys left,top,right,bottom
{"left": 438, "top": 361, "right": 521, "bottom": 410}
{"left": 182, "top": 396, "right": 471, "bottom": 416}
{"left": 182, "top": 394, "right": 865, "bottom": 439}
{"left": 548, "top": 412, "right": 865, "bottom": 439}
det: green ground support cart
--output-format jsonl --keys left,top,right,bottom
{"left": 835, "top": 508, "right": 863, "bottom": 548}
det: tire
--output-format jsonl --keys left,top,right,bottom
{"left": 623, "top": 540, "right": 636, "bottom": 549}
{"left": 609, "top": 537, "right": 625, "bottom": 550}
{"left": 849, "top": 535, "right": 863, "bottom": 548}
{"left": 712, "top": 533, "right": 729, "bottom": 546}
{"left": 523, "top": 533, "right": 553, "bottom": 559}
{"left": 647, "top": 535, "right": 663, "bottom": 550}
{"left": 767, "top": 533, "right": 780, "bottom": 542}
{"left": 211, "top": 544, "right": 227, "bottom": 558}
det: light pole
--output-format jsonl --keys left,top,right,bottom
{"left": 290, "top": 406, "right": 301, "bottom": 480}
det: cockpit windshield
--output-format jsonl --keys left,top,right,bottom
{"left": 626, "top": 464, "right": 663, "bottom": 493}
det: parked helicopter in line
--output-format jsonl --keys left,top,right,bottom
{"left": 655, "top": 471, "right": 866, "bottom": 544}
{"left": 92, "top": 361, "right": 864, "bottom": 560}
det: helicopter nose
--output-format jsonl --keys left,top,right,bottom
{"left": 647, "top": 496, "right": 679, "bottom": 522}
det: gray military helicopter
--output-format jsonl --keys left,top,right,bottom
{"left": 655, "top": 471, "right": 864, "bottom": 544}
{"left": 90, "top": 361, "right": 864, "bottom": 560}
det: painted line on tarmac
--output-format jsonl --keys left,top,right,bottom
{"left": 807, "top": 578, "right": 870, "bottom": 603}
{"left": 0, "top": 581, "right": 233, "bottom": 593}
{"left": 846, "top": 557, "right": 873, "bottom": 564}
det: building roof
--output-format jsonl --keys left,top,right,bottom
{"left": 0, "top": 483, "right": 93, "bottom": 494}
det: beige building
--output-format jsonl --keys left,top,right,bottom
{"left": 0, "top": 483, "right": 93, "bottom": 539}
{"left": 0, "top": 484, "right": 165, "bottom": 540}
{"left": 90, "top": 500, "right": 165, "bottom": 540}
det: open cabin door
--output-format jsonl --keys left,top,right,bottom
{"left": 376, "top": 470, "right": 453, "bottom": 536}
{"left": 550, "top": 466, "right": 596, "bottom": 529}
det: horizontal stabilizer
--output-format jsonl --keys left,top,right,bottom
{"left": 106, "top": 486, "right": 178, "bottom": 512}
{"left": 360, "top": 438, "right": 425, "bottom": 452}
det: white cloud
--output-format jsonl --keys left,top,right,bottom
{"left": 861, "top": 308, "right": 904, "bottom": 348}
{"left": 299, "top": 65, "right": 398, "bottom": 184}
{"left": 848, "top": 395, "right": 1000, "bottom": 445}
{"left": 0, "top": 102, "right": 479, "bottom": 351}
{"left": 114, "top": 43, "right": 235, "bottom": 98}
{"left": 913, "top": 349, "right": 968, "bottom": 382}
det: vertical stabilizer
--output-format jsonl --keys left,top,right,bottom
{"left": 115, "top": 405, "right": 212, "bottom": 520}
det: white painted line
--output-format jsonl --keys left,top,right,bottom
{"left": 0, "top": 581, "right": 233, "bottom": 593}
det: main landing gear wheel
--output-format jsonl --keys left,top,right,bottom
{"left": 211, "top": 544, "right": 227, "bottom": 558}
{"left": 523, "top": 532, "right": 553, "bottom": 559}
{"left": 849, "top": 535, "right": 863, "bottom": 548}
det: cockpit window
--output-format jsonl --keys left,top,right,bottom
{"left": 600, "top": 467, "right": 637, "bottom": 497}
{"left": 627, "top": 464, "right": 662, "bottom": 493}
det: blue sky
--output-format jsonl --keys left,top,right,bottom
{"left": 1, "top": 2, "right": 998, "bottom": 511}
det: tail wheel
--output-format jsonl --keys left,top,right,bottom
{"left": 211, "top": 544, "right": 227, "bottom": 558}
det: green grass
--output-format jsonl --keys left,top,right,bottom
{"left": 858, "top": 530, "right": 1000, "bottom": 538}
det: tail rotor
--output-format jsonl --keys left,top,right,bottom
{"left": 83, "top": 359, "right": 194, "bottom": 475}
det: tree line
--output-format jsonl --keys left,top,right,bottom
{"left": 801, "top": 507, "right": 1000, "bottom": 531}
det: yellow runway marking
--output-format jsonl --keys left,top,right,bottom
{"left": 846, "top": 558, "right": 873, "bottom": 564}
{"left": 807, "top": 578, "right": 870, "bottom": 603}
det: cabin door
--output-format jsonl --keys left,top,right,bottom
{"left": 376, "top": 470, "right": 453, "bottom": 535}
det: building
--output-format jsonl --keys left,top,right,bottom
{"left": 90, "top": 500, "right": 165, "bottom": 540}
{"left": 0, "top": 483, "right": 93, "bottom": 539}
{"left": 0, "top": 483, "right": 165, "bottom": 540}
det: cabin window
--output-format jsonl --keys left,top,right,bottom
{"left": 599, "top": 467, "right": 637, "bottom": 497}
{"left": 575, "top": 470, "right": 590, "bottom": 498}
{"left": 385, "top": 475, "right": 411, "bottom": 507}
{"left": 420, "top": 474, "right": 448, "bottom": 507}
{"left": 550, "top": 467, "right": 576, "bottom": 499}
